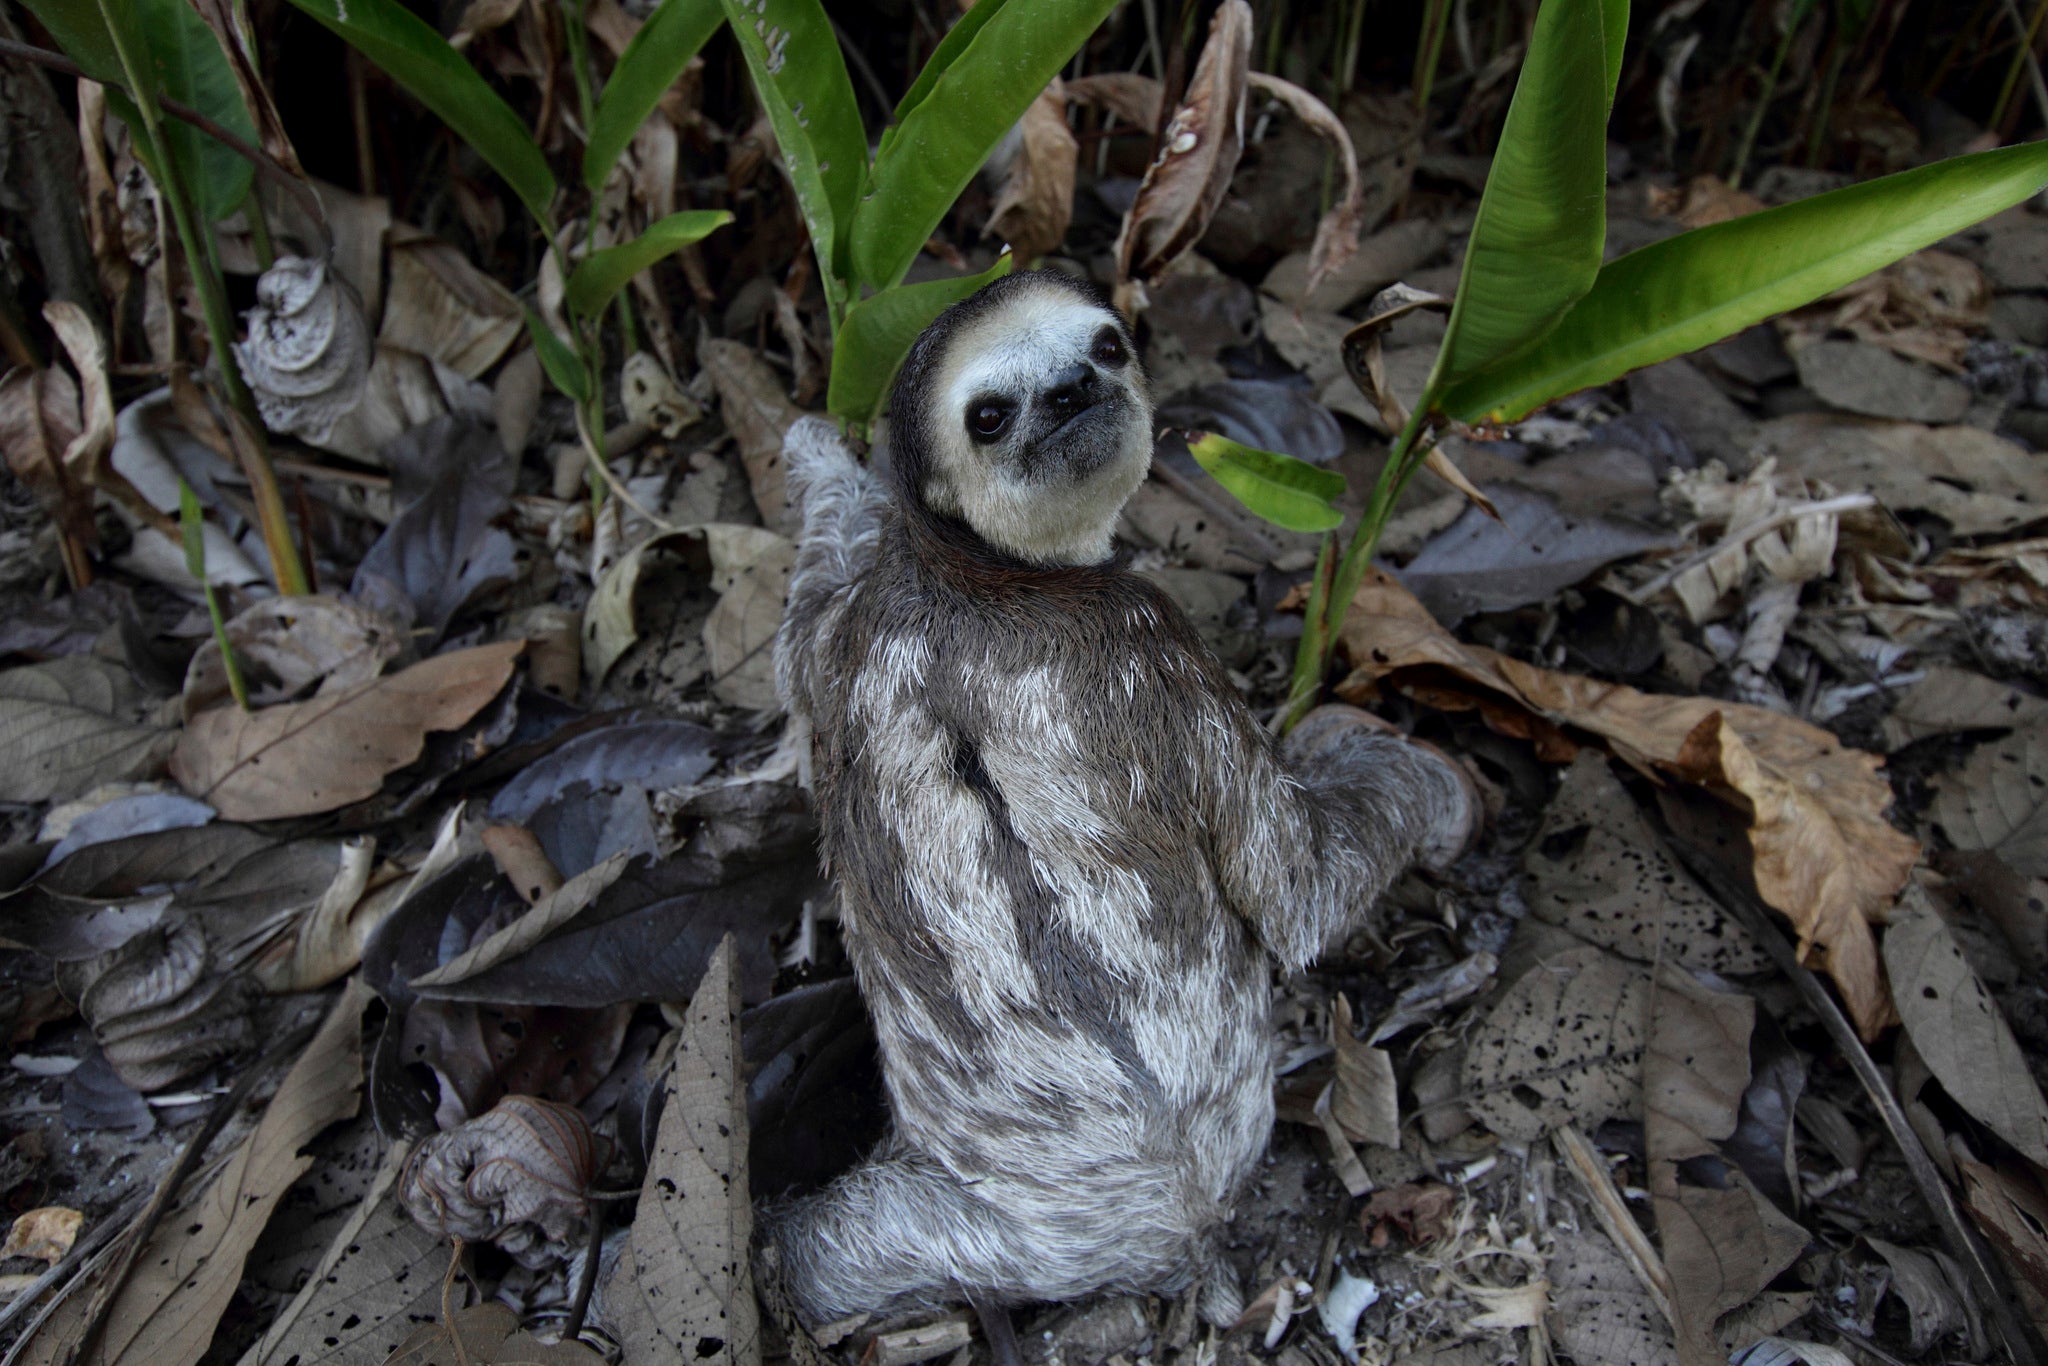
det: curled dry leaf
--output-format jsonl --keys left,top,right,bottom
{"left": 1115, "top": 0, "right": 1251, "bottom": 283}
{"left": 183, "top": 594, "right": 404, "bottom": 720}
{"left": 0, "top": 656, "right": 174, "bottom": 805}
{"left": 1243, "top": 72, "right": 1363, "bottom": 302}
{"left": 55, "top": 915, "right": 256, "bottom": 1090}
{"left": 1462, "top": 946, "right": 1649, "bottom": 1142}
{"left": 18, "top": 984, "right": 364, "bottom": 1366}
{"left": 402, "top": 1095, "right": 598, "bottom": 1268}
{"left": 235, "top": 255, "right": 372, "bottom": 444}
{"left": 171, "top": 640, "right": 523, "bottom": 821}
{"left": 987, "top": 79, "right": 1078, "bottom": 266}
{"left": 1957, "top": 1160, "right": 2048, "bottom": 1318}
{"left": 248, "top": 834, "right": 383, "bottom": 992}
{"left": 1063, "top": 72, "right": 1163, "bottom": 131}
{"left": 0, "top": 364, "right": 96, "bottom": 551}
{"left": 1327, "top": 995, "right": 1398, "bottom": 1148}
{"left": 1884, "top": 885, "right": 2048, "bottom": 1168}
{"left": 1523, "top": 753, "right": 1769, "bottom": 975}
{"left": 1331, "top": 572, "right": 1918, "bottom": 1039}
{"left": 601, "top": 936, "right": 760, "bottom": 1366}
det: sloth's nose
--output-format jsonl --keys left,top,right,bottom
{"left": 1045, "top": 364, "right": 1097, "bottom": 417}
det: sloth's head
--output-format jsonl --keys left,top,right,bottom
{"left": 887, "top": 271, "right": 1152, "bottom": 567}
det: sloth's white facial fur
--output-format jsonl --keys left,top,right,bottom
{"left": 921, "top": 288, "right": 1152, "bottom": 565}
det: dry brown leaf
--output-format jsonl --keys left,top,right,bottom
{"left": 987, "top": 79, "right": 1077, "bottom": 266}
{"left": 171, "top": 640, "right": 522, "bottom": 821}
{"left": 1880, "top": 667, "right": 2048, "bottom": 751}
{"left": 182, "top": 595, "right": 404, "bottom": 720}
{"left": 378, "top": 227, "right": 523, "bottom": 379}
{"left": 1114, "top": 0, "right": 1250, "bottom": 282}
{"left": 0, "top": 656, "right": 174, "bottom": 805}
{"left": 1328, "top": 995, "right": 1398, "bottom": 1148}
{"left": 1547, "top": 1231, "right": 1675, "bottom": 1365}
{"left": 1860, "top": 1238, "right": 1978, "bottom": 1357}
{"left": 601, "top": 935, "right": 759, "bottom": 1366}
{"left": 1754, "top": 414, "right": 2048, "bottom": 538}
{"left": 1958, "top": 1160, "right": 2048, "bottom": 1326}
{"left": 18, "top": 984, "right": 364, "bottom": 1366}
{"left": 704, "top": 527, "right": 795, "bottom": 711}
{"left": 1063, "top": 72, "right": 1162, "bottom": 131}
{"left": 401, "top": 1096, "right": 598, "bottom": 1267}
{"left": 1524, "top": 754, "right": 1770, "bottom": 974}
{"left": 388, "top": 1302, "right": 604, "bottom": 1364}
{"left": 1929, "top": 724, "right": 2048, "bottom": 878}
{"left": 248, "top": 836, "right": 382, "bottom": 993}
{"left": 0, "top": 1207, "right": 81, "bottom": 1265}
{"left": 700, "top": 340, "right": 800, "bottom": 535}
{"left": 236, "top": 1138, "right": 446, "bottom": 1366}
{"left": 0, "top": 365, "right": 96, "bottom": 551}
{"left": 1647, "top": 174, "right": 1767, "bottom": 228}
{"left": 1333, "top": 571, "right": 1918, "bottom": 1039}
{"left": 1884, "top": 885, "right": 2048, "bottom": 1167}
{"left": 1463, "top": 946, "right": 1649, "bottom": 1142}
{"left": 1243, "top": 73, "right": 1363, "bottom": 302}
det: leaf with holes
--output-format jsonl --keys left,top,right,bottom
{"left": 1462, "top": 946, "right": 1649, "bottom": 1142}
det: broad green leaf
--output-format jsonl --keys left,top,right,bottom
{"left": 584, "top": 0, "right": 723, "bottom": 192}
{"left": 1428, "top": 0, "right": 1619, "bottom": 395}
{"left": 566, "top": 210, "right": 733, "bottom": 317}
{"left": 878, "top": 0, "right": 1011, "bottom": 159}
{"left": 1187, "top": 433, "right": 1346, "bottom": 533}
{"left": 26, "top": 0, "right": 257, "bottom": 221}
{"left": 524, "top": 310, "right": 591, "bottom": 405}
{"left": 850, "top": 0, "right": 1116, "bottom": 293}
{"left": 827, "top": 254, "right": 1014, "bottom": 424}
{"left": 718, "top": 0, "right": 865, "bottom": 317}
{"left": 1439, "top": 140, "right": 2048, "bottom": 425}
{"left": 1597, "top": 0, "right": 1628, "bottom": 105}
{"left": 283, "top": 0, "right": 556, "bottom": 227}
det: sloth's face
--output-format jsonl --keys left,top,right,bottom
{"left": 921, "top": 287, "right": 1152, "bottom": 566}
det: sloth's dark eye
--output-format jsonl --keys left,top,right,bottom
{"left": 967, "top": 400, "right": 1014, "bottom": 442}
{"left": 1091, "top": 329, "right": 1128, "bottom": 368}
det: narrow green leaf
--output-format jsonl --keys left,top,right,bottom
{"left": 1598, "top": 0, "right": 1628, "bottom": 106}
{"left": 26, "top": 0, "right": 258, "bottom": 221}
{"left": 525, "top": 310, "right": 591, "bottom": 405}
{"left": 827, "top": 255, "right": 1014, "bottom": 424}
{"left": 717, "top": 0, "right": 866, "bottom": 316}
{"left": 1187, "top": 432, "right": 1346, "bottom": 533}
{"left": 566, "top": 210, "right": 733, "bottom": 318}
{"left": 282, "top": 0, "right": 556, "bottom": 227}
{"left": 883, "top": 0, "right": 1010, "bottom": 141}
{"left": 179, "top": 480, "right": 206, "bottom": 579}
{"left": 1439, "top": 140, "right": 2048, "bottom": 425}
{"left": 1428, "top": 0, "right": 1620, "bottom": 394}
{"left": 584, "top": 0, "right": 723, "bottom": 192}
{"left": 850, "top": 0, "right": 1116, "bottom": 293}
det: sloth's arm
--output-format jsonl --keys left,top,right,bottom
{"left": 1202, "top": 703, "right": 1471, "bottom": 971}
{"left": 774, "top": 416, "right": 889, "bottom": 714}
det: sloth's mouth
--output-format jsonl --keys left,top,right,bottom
{"left": 1027, "top": 392, "right": 1133, "bottom": 478}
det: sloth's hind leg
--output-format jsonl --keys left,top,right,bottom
{"left": 768, "top": 1151, "right": 1023, "bottom": 1323}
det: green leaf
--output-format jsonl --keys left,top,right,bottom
{"left": 1439, "top": 139, "right": 2048, "bottom": 425}
{"left": 827, "top": 254, "right": 1014, "bottom": 425}
{"left": 282, "top": 0, "right": 556, "bottom": 227}
{"left": 879, "top": 0, "right": 1010, "bottom": 157}
{"left": 524, "top": 310, "right": 591, "bottom": 405}
{"left": 717, "top": 0, "right": 866, "bottom": 318}
{"left": 584, "top": 0, "right": 723, "bottom": 192}
{"left": 1428, "top": 0, "right": 1621, "bottom": 396}
{"left": 179, "top": 480, "right": 206, "bottom": 579}
{"left": 26, "top": 0, "right": 258, "bottom": 222}
{"left": 1186, "top": 432, "right": 1346, "bottom": 533}
{"left": 850, "top": 0, "right": 1116, "bottom": 293}
{"left": 566, "top": 210, "right": 732, "bottom": 317}
{"left": 1597, "top": 0, "right": 1628, "bottom": 106}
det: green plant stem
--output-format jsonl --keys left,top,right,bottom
{"left": 1994, "top": 0, "right": 2048, "bottom": 133}
{"left": 1804, "top": 37, "right": 1846, "bottom": 164}
{"left": 1729, "top": 8, "right": 1804, "bottom": 189}
{"left": 206, "top": 585, "right": 251, "bottom": 710}
{"left": 96, "top": 0, "right": 309, "bottom": 596}
{"left": 1281, "top": 405, "right": 1434, "bottom": 733}
{"left": 1413, "top": 0, "right": 1452, "bottom": 110}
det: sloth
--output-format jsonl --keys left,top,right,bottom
{"left": 769, "top": 270, "right": 1472, "bottom": 1326}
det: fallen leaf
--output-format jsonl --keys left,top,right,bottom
{"left": 1929, "top": 724, "right": 2048, "bottom": 878}
{"left": 1358, "top": 1183, "right": 1456, "bottom": 1247}
{"left": 1156, "top": 380, "right": 1345, "bottom": 466}
{"left": 351, "top": 418, "right": 519, "bottom": 646}
{"left": 1958, "top": 1159, "right": 2048, "bottom": 1324}
{"left": 1884, "top": 884, "right": 2048, "bottom": 1167}
{"left": 182, "top": 594, "right": 404, "bottom": 720}
{"left": 387, "top": 1302, "right": 604, "bottom": 1365}
{"left": 378, "top": 226, "right": 523, "bottom": 379}
{"left": 248, "top": 836, "right": 383, "bottom": 993}
{"left": 1242, "top": 72, "right": 1363, "bottom": 302}
{"left": 171, "top": 641, "right": 522, "bottom": 821}
{"left": 59, "top": 1047, "right": 153, "bottom": 1137}
{"left": 17, "top": 984, "right": 364, "bottom": 1366}
{"left": 1860, "top": 1238, "right": 1978, "bottom": 1357}
{"left": 1523, "top": 753, "right": 1769, "bottom": 974}
{"left": 704, "top": 527, "right": 795, "bottom": 710}
{"left": 1730, "top": 1339, "right": 1856, "bottom": 1366}
{"left": 0, "top": 656, "right": 174, "bottom": 804}
{"left": 987, "top": 79, "right": 1077, "bottom": 265}
{"left": 700, "top": 340, "right": 799, "bottom": 535}
{"left": 0, "top": 1207, "right": 81, "bottom": 1265}
{"left": 1547, "top": 1230, "right": 1675, "bottom": 1366}
{"left": 1328, "top": 995, "right": 1398, "bottom": 1148}
{"left": 1115, "top": 0, "right": 1251, "bottom": 282}
{"left": 601, "top": 936, "right": 760, "bottom": 1366}
{"left": 486, "top": 717, "right": 717, "bottom": 823}
{"left": 622, "top": 350, "right": 702, "bottom": 437}
{"left": 235, "top": 255, "right": 372, "bottom": 445}
{"left": 740, "top": 978, "right": 884, "bottom": 1201}
{"left": 401, "top": 1095, "right": 597, "bottom": 1266}
{"left": 1881, "top": 667, "right": 2048, "bottom": 751}
{"left": 1332, "top": 572, "right": 1918, "bottom": 1038}
{"left": 236, "top": 1138, "right": 446, "bottom": 1366}
{"left": 1463, "top": 946, "right": 1649, "bottom": 1142}
{"left": 0, "top": 365, "right": 96, "bottom": 553}
{"left": 1754, "top": 414, "right": 2048, "bottom": 537}
{"left": 1062, "top": 72, "right": 1162, "bottom": 132}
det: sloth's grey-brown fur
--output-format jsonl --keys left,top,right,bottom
{"left": 770, "top": 271, "right": 1467, "bottom": 1324}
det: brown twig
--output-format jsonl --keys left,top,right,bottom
{"left": 0, "top": 34, "right": 327, "bottom": 235}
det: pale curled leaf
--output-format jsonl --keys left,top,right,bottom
{"left": 236, "top": 256, "right": 371, "bottom": 445}
{"left": 602, "top": 935, "right": 759, "bottom": 1365}
{"left": 1115, "top": 0, "right": 1251, "bottom": 282}
{"left": 171, "top": 641, "right": 523, "bottom": 821}
{"left": 1242, "top": 72, "right": 1363, "bottom": 303}
{"left": 1885, "top": 885, "right": 2048, "bottom": 1167}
